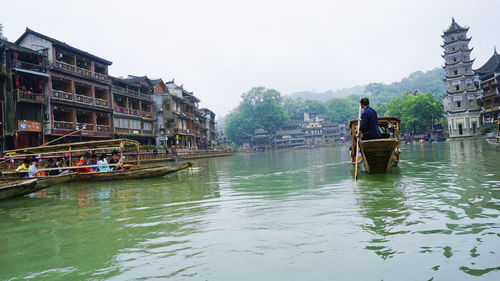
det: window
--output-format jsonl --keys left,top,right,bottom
{"left": 143, "top": 122, "right": 152, "bottom": 131}
{"left": 454, "top": 70, "right": 458, "bottom": 75}
{"left": 455, "top": 85, "right": 459, "bottom": 91}
{"left": 457, "top": 101, "right": 461, "bottom": 107}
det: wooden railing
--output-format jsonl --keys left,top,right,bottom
{"left": 96, "top": 125, "right": 111, "bottom": 132}
{"left": 14, "top": 61, "right": 46, "bottom": 73}
{"left": 51, "top": 89, "right": 74, "bottom": 101}
{"left": 53, "top": 121, "right": 74, "bottom": 130}
{"left": 16, "top": 89, "right": 45, "bottom": 102}
{"left": 114, "top": 106, "right": 152, "bottom": 118}
{"left": 95, "top": 98, "right": 109, "bottom": 107}
{"left": 53, "top": 60, "right": 109, "bottom": 82}
{"left": 75, "top": 94, "right": 93, "bottom": 104}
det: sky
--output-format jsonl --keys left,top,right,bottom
{"left": 2, "top": 0, "right": 500, "bottom": 116}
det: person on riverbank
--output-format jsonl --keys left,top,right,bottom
{"left": 359, "top": 98, "right": 381, "bottom": 140}
{"left": 15, "top": 159, "right": 30, "bottom": 178}
{"left": 75, "top": 155, "right": 92, "bottom": 173}
{"left": 97, "top": 154, "right": 110, "bottom": 172}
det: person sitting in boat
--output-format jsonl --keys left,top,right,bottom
{"left": 75, "top": 154, "right": 92, "bottom": 173}
{"left": 87, "top": 154, "right": 99, "bottom": 172}
{"left": 15, "top": 159, "right": 30, "bottom": 178}
{"left": 28, "top": 158, "right": 45, "bottom": 177}
{"left": 45, "top": 158, "right": 59, "bottom": 176}
{"left": 55, "top": 158, "right": 69, "bottom": 175}
{"left": 97, "top": 154, "right": 111, "bottom": 172}
{"left": 359, "top": 97, "right": 381, "bottom": 140}
{"left": 108, "top": 151, "right": 124, "bottom": 171}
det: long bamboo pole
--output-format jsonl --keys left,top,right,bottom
{"left": 40, "top": 128, "right": 85, "bottom": 146}
{"left": 354, "top": 105, "right": 362, "bottom": 181}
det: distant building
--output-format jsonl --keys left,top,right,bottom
{"left": 441, "top": 19, "right": 481, "bottom": 137}
{"left": 0, "top": 39, "right": 48, "bottom": 149}
{"left": 111, "top": 75, "right": 155, "bottom": 144}
{"left": 200, "top": 108, "right": 216, "bottom": 146}
{"left": 475, "top": 49, "right": 500, "bottom": 124}
{"left": 251, "top": 129, "right": 272, "bottom": 151}
{"left": 274, "top": 121, "right": 305, "bottom": 149}
{"left": 16, "top": 28, "right": 114, "bottom": 143}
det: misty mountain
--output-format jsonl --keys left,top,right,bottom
{"left": 287, "top": 68, "right": 445, "bottom": 102}
{"left": 288, "top": 85, "right": 366, "bottom": 101}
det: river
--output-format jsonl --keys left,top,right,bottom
{"left": 0, "top": 139, "right": 499, "bottom": 281}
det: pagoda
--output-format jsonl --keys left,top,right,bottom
{"left": 441, "top": 18, "right": 481, "bottom": 137}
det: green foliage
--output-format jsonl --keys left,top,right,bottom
{"left": 382, "top": 92, "right": 444, "bottom": 133}
{"left": 325, "top": 98, "right": 358, "bottom": 123}
{"left": 0, "top": 23, "right": 6, "bottom": 40}
{"left": 225, "top": 87, "right": 288, "bottom": 144}
{"left": 480, "top": 123, "right": 498, "bottom": 135}
{"left": 365, "top": 68, "right": 446, "bottom": 105}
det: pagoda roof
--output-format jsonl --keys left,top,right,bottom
{"left": 15, "top": 28, "right": 112, "bottom": 65}
{"left": 0, "top": 39, "right": 47, "bottom": 57}
{"left": 444, "top": 58, "right": 475, "bottom": 67}
{"left": 442, "top": 18, "right": 469, "bottom": 36}
{"left": 442, "top": 47, "right": 473, "bottom": 57}
{"left": 446, "top": 89, "right": 479, "bottom": 95}
{"left": 475, "top": 49, "right": 500, "bottom": 78}
{"left": 441, "top": 37, "right": 471, "bottom": 48}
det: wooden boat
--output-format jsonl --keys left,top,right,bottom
{"left": 349, "top": 117, "right": 401, "bottom": 174}
{"left": 0, "top": 179, "right": 38, "bottom": 201}
{"left": 1, "top": 139, "right": 192, "bottom": 183}
{"left": 74, "top": 162, "right": 192, "bottom": 182}
{"left": 0, "top": 173, "right": 77, "bottom": 189}
{"left": 485, "top": 121, "right": 499, "bottom": 148}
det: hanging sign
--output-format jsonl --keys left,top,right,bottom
{"left": 18, "top": 121, "right": 42, "bottom": 132}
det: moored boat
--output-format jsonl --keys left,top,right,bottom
{"left": 0, "top": 179, "right": 38, "bottom": 201}
{"left": 74, "top": 162, "right": 192, "bottom": 182}
{"left": 485, "top": 121, "right": 499, "bottom": 148}
{"left": 0, "top": 173, "right": 77, "bottom": 200}
{"left": 349, "top": 117, "right": 401, "bottom": 174}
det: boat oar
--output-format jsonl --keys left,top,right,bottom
{"left": 354, "top": 105, "right": 362, "bottom": 181}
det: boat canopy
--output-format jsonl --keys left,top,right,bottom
{"left": 1, "top": 139, "right": 140, "bottom": 157}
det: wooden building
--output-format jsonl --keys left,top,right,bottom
{"left": 475, "top": 49, "right": 500, "bottom": 124}
{"left": 111, "top": 75, "right": 155, "bottom": 144}
{"left": 0, "top": 39, "right": 48, "bottom": 149}
{"left": 16, "top": 28, "right": 114, "bottom": 143}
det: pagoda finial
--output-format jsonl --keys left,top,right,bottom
{"left": 452, "top": 17, "right": 456, "bottom": 24}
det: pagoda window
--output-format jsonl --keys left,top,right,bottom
{"left": 457, "top": 101, "right": 461, "bottom": 108}
{"left": 454, "top": 70, "right": 458, "bottom": 75}
{"left": 453, "top": 58, "right": 457, "bottom": 63}
{"left": 455, "top": 85, "right": 459, "bottom": 91}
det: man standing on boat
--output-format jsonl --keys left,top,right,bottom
{"left": 358, "top": 98, "right": 381, "bottom": 140}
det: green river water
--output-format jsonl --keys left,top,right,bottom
{"left": 0, "top": 139, "right": 499, "bottom": 281}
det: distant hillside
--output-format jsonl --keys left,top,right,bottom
{"left": 288, "top": 85, "right": 366, "bottom": 101}
{"left": 287, "top": 68, "right": 445, "bottom": 102}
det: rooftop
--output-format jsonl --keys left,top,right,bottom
{"left": 16, "top": 28, "right": 112, "bottom": 65}
{"left": 475, "top": 48, "right": 500, "bottom": 78}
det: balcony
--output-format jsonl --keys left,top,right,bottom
{"left": 13, "top": 61, "right": 46, "bottom": 73}
{"left": 16, "top": 89, "right": 45, "bottom": 103}
{"left": 51, "top": 89, "right": 74, "bottom": 101}
{"left": 75, "top": 94, "right": 93, "bottom": 104}
{"left": 114, "top": 106, "right": 152, "bottom": 118}
{"left": 96, "top": 124, "right": 111, "bottom": 132}
{"left": 53, "top": 120, "right": 74, "bottom": 130}
{"left": 95, "top": 98, "right": 109, "bottom": 107}
{"left": 53, "top": 61, "right": 109, "bottom": 82}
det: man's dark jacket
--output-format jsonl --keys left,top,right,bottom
{"left": 360, "top": 106, "right": 380, "bottom": 140}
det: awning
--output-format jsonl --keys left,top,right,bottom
{"left": 13, "top": 68, "right": 49, "bottom": 78}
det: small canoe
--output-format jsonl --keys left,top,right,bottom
{"left": 0, "top": 179, "right": 38, "bottom": 201}
{"left": 74, "top": 162, "right": 193, "bottom": 182}
{"left": 0, "top": 173, "right": 77, "bottom": 200}
{"left": 359, "top": 139, "right": 399, "bottom": 174}
{"left": 486, "top": 138, "right": 500, "bottom": 148}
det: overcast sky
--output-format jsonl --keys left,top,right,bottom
{"left": 3, "top": 0, "right": 500, "bottom": 116}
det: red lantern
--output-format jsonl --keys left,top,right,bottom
{"left": 15, "top": 76, "right": 20, "bottom": 87}
{"left": 14, "top": 132, "right": 18, "bottom": 138}
{"left": 38, "top": 80, "right": 43, "bottom": 91}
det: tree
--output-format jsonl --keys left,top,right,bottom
{"left": 0, "top": 23, "right": 6, "bottom": 40}
{"left": 225, "top": 87, "right": 288, "bottom": 144}
{"left": 383, "top": 92, "right": 444, "bottom": 133}
{"left": 325, "top": 98, "right": 358, "bottom": 123}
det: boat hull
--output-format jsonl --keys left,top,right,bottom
{"left": 74, "top": 162, "right": 193, "bottom": 182}
{"left": 359, "top": 139, "right": 399, "bottom": 174}
{"left": 486, "top": 138, "right": 500, "bottom": 148}
{"left": 0, "top": 173, "right": 77, "bottom": 200}
{"left": 0, "top": 179, "right": 38, "bottom": 201}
